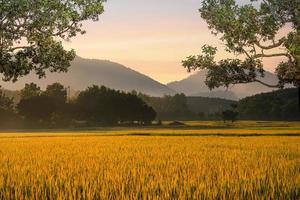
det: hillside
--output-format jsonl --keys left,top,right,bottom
{"left": 139, "top": 93, "right": 236, "bottom": 120}
{"left": 167, "top": 70, "right": 280, "bottom": 100}
{"left": 0, "top": 56, "right": 176, "bottom": 97}
{"left": 238, "top": 88, "right": 299, "bottom": 121}
{"left": 186, "top": 96, "right": 236, "bottom": 115}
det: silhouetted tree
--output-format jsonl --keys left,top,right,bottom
{"left": 75, "top": 85, "right": 156, "bottom": 125}
{"left": 222, "top": 110, "right": 238, "bottom": 123}
{"left": 20, "top": 83, "right": 41, "bottom": 100}
{"left": 18, "top": 94, "right": 55, "bottom": 122}
{"left": 140, "top": 105, "right": 156, "bottom": 125}
{"left": 222, "top": 104, "right": 239, "bottom": 123}
{"left": 18, "top": 83, "right": 69, "bottom": 127}
{"left": 45, "top": 83, "right": 67, "bottom": 108}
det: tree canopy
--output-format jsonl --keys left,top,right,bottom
{"left": 183, "top": 0, "right": 299, "bottom": 89}
{"left": 76, "top": 86, "right": 156, "bottom": 125}
{"left": 15, "top": 84, "right": 157, "bottom": 127}
{"left": 20, "top": 83, "right": 41, "bottom": 99}
{"left": 0, "top": 0, "right": 106, "bottom": 81}
{"left": 238, "top": 88, "right": 299, "bottom": 120}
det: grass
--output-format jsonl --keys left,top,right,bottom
{"left": 0, "top": 121, "right": 299, "bottom": 199}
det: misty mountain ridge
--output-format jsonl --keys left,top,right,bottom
{"left": 0, "top": 56, "right": 176, "bottom": 97}
{"left": 167, "top": 70, "right": 282, "bottom": 100}
{"left": 1, "top": 56, "right": 286, "bottom": 99}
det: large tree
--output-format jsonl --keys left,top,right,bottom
{"left": 45, "top": 83, "right": 67, "bottom": 105}
{"left": 0, "top": 0, "right": 105, "bottom": 81}
{"left": 183, "top": 0, "right": 299, "bottom": 107}
{"left": 20, "top": 83, "right": 41, "bottom": 99}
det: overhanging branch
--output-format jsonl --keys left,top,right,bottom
{"left": 254, "top": 40, "right": 284, "bottom": 50}
{"left": 254, "top": 53, "right": 290, "bottom": 59}
{"left": 254, "top": 79, "right": 280, "bottom": 88}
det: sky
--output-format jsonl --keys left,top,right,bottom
{"left": 63, "top": 0, "right": 284, "bottom": 84}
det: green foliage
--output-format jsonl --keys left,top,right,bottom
{"left": 0, "top": 86, "right": 18, "bottom": 127}
{"left": 76, "top": 86, "right": 156, "bottom": 125}
{"left": 139, "top": 93, "right": 194, "bottom": 120}
{"left": 45, "top": 83, "right": 67, "bottom": 107}
{"left": 140, "top": 93, "right": 235, "bottom": 120}
{"left": 18, "top": 94, "right": 56, "bottom": 121}
{"left": 20, "top": 83, "right": 41, "bottom": 99}
{"left": 0, "top": 0, "right": 106, "bottom": 81}
{"left": 238, "top": 88, "right": 299, "bottom": 120}
{"left": 16, "top": 84, "right": 156, "bottom": 127}
{"left": 183, "top": 0, "right": 300, "bottom": 89}
{"left": 222, "top": 104, "right": 239, "bottom": 123}
{"left": 18, "top": 83, "right": 70, "bottom": 127}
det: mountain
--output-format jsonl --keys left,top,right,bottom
{"left": 167, "top": 70, "right": 281, "bottom": 100}
{"left": 0, "top": 56, "right": 176, "bottom": 97}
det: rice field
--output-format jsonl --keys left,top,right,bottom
{"left": 0, "top": 121, "right": 299, "bottom": 199}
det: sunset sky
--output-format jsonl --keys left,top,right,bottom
{"left": 63, "top": 0, "right": 284, "bottom": 84}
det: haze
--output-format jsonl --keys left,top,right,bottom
{"left": 62, "top": 0, "right": 285, "bottom": 84}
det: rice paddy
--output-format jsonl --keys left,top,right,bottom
{"left": 0, "top": 121, "right": 299, "bottom": 199}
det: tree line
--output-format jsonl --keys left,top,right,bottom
{"left": 1, "top": 0, "right": 299, "bottom": 123}
{"left": 139, "top": 89, "right": 299, "bottom": 122}
{"left": 238, "top": 88, "right": 299, "bottom": 121}
{"left": 1, "top": 84, "right": 298, "bottom": 129}
{"left": 0, "top": 83, "right": 156, "bottom": 128}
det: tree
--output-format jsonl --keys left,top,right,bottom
{"left": 18, "top": 94, "right": 55, "bottom": 122}
{"left": 0, "top": 0, "right": 106, "bottom": 81}
{"left": 75, "top": 85, "right": 157, "bottom": 125}
{"left": 75, "top": 85, "right": 105, "bottom": 124}
{"left": 140, "top": 105, "right": 156, "bottom": 125}
{"left": 20, "top": 83, "right": 41, "bottom": 99}
{"left": 183, "top": 0, "right": 300, "bottom": 109}
{"left": 222, "top": 110, "right": 238, "bottom": 123}
{"left": 18, "top": 83, "right": 73, "bottom": 127}
{"left": 0, "top": 86, "right": 16, "bottom": 127}
{"left": 45, "top": 83, "right": 69, "bottom": 126}
{"left": 238, "top": 88, "right": 299, "bottom": 120}
{"left": 222, "top": 103, "right": 238, "bottom": 123}
{"left": 45, "top": 83, "right": 67, "bottom": 106}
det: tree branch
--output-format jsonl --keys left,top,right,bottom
{"left": 54, "top": 21, "right": 76, "bottom": 36}
{"left": 254, "top": 40, "right": 284, "bottom": 50}
{"left": 8, "top": 46, "right": 32, "bottom": 52}
{"left": 254, "top": 53, "right": 290, "bottom": 59}
{"left": 254, "top": 79, "right": 280, "bottom": 88}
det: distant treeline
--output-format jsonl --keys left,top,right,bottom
{"left": 138, "top": 93, "right": 234, "bottom": 120}
{"left": 0, "top": 84, "right": 299, "bottom": 129}
{"left": 139, "top": 89, "right": 300, "bottom": 121}
{"left": 0, "top": 83, "right": 156, "bottom": 128}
